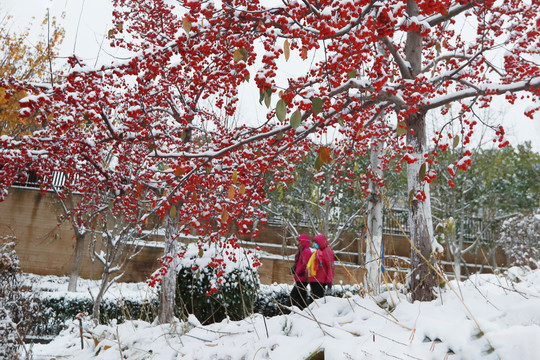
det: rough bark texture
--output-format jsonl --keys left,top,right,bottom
{"left": 67, "top": 226, "right": 85, "bottom": 292}
{"left": 157, "top": 209, "right": 180, "bottom": 324}
{"left": 365, "top": 139, "right": 384, "bottom": 294}
{"left": 406, "top": 112, "right": 438, "bottom": 301}
{"left": 405, "top": 0, "right": 437, "bottom": 301}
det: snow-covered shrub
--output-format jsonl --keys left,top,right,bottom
{"left": 0, "top": 241, "right": 39, "bottom": 359}
{"left": 175, "top": 241, "right": 260, "bottom": 324}
{"left": 253, "top": 285, "right": 292, "bottom": 317}
{"left": 497, "top": 210, "right": 540, "bottom": 268}
{"left": 33, "top": 296, "right": 158, "bottom": 337}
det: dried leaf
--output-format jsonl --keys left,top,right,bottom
{"left": 170, "top": 205, "right": 177, "bottom": 218}
{"left": 228, "top": 184, "right": 235, "bottom": 200}
{"left": 221, "top": 209, "right": 229, "bottom": 224}
{"left": 300, "top": 47, "right": 308, "bottom": 60}
{"left": 182, "top": 17, "right": 192, "bottom": 33}
{"left": 233, "top": 49, "right": 244, "bottom": 62}
{"left": 284, "top": 39, "right": 290, "bottom": 61}
{"left": 232, "top": 170, "right": 238, "bottom": 184}
{"left": 453, "top": 135, "right": 460, "bottom": 148}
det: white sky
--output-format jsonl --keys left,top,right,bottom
{"left": 2, "top": 0, "right": 539, "bottom": 152}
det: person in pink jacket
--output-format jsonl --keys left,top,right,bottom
{"left": 308, "top": 234, "right": 335, "bottom": 300}
{"left": 290, "top": 234, "right": 312, "bottom": 309}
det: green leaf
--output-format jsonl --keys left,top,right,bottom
{"left": 276, "top": 99, "right": 287, "bottom": 122}
{"left": 396, "top": 121, "right": 407, "bottom": 136}
{"left": 453, "top": 135, "right": 460, "bottom": 148}
{"left": 337, "top": 116, "right": 345, "bottom": 127}
{"left": 315, "top": 156, "right": 323, "bottom": 171}
{"left": 419, "top": 163, "right": 426, "bottom": 182}
{"left": 312, "top": 97, "right": 323, "bottom": 115}
{"left": 264, "top": 90, "right": 272, "bottom": 108}
{"left": 347, "top": 69, "right": 357, "bottom": 79}
{"left": 290, "top": 110, "right": 302, "bottom": 129}
{"left": 240, "top": 48, "right": 248, "bottom": 61}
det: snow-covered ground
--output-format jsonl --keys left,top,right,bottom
{"left": 27, "top": 267, "right": 540, "bottom": 360}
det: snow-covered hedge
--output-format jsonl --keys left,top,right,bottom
{"left": 33, "top": 296, "right": 158, "bottom": 338}
{"left": 174, "top": 241, "right": 260, "bottom": 324}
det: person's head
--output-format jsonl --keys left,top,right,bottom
{"left": 313, "top": 234, "right": 328, "bottom": 250}
{"left": 297, "top": 234, "right": 310, "bottom": 249}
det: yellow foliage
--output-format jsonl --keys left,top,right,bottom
{"left": 0, "top": 12, "right": 65, "bottom": 137}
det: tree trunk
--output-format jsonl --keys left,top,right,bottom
{"left": 365, "top": 139, "right": 384, "bottom": 294}
{"left": 68, "top": 230, "right": 85, "bottom": 292}
{"left": 404, "top": 0, "right": 438, "bottom": 301}
{"left": 157, "top": 208, "right": 180, "bottom": 324}
{"left": 406, "top": 111, "right": 438, "bottom": 301}
{"left": 92, "top": 270, "right": 110, "bottom": 322}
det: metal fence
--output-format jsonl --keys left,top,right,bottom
{"left": 12, "top": 171, "right": 67, "bottom": 189}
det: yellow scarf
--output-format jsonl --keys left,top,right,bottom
{"left": 307, "top": 251, "right": 318, "bottom": 277}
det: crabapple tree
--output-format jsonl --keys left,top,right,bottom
{"left": 0, "top": 0, "right": 538, "bottom": 310}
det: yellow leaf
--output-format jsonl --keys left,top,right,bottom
{"left": 175, "top": 166, "right": 185, "bottom": 177}
{"left": 233, "top": 48, "right": 248, "bottom": 62}
{"left": 232, "top": 170, "right": 238, "bottom": 184}
{"left": 228, "top": 185, "right": 235, "bottom": 200}
{"left": 233, "top": 49, "right": 243, "bottom": 61}
{"left": 319, "top": 146, "right": 332, "bottom": 163}
{"left": 284, "top": 39, "right": 290, "bottom": 61}
{"left": 170, "top": 205, "right": 177, "bottom": 218}
{"left": 239, "top": 184, "right": 246, "bottom": 196}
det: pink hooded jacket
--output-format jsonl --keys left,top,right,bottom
{"left": 293, "top": 234, "right": 312, "bottom": 282}
{"left": 308, "top": 234, "right": 335, "bottom": 284}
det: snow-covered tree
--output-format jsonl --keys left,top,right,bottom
{"left": 0, "top": 241, "right": 39, "bottom": 359}
{"left": 497, "top": 210, "right": 540, "bottom": 268}
{"left": 1, "top": 0, "right": 538, "bottom": 308}
{"left": 265, "top": 147, "right": 367, "bottom": 249}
